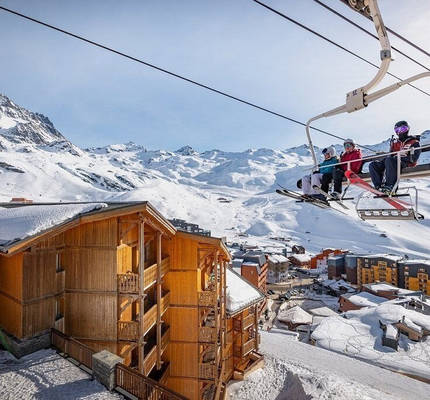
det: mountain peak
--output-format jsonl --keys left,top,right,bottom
{"left": 175, "top": 145, "right": 197, "bottom": 155}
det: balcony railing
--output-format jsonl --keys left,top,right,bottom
{"left": 161, "top": 291, "right": 170, "bottom": 316}
{"left": 242, "top": 338, "right": 256, "bottom": 356}
{"left": 242, "top": 314, "right": 255, "bottom": 331}
{"left": 144, "top": 304, "right": 157, "bottom": 334}
{"left": 118, "top": 273, "right": 139, "bottom": 293}
{"left": 198, "top": 291, "right": 217, "bottom": 307}
{"left": 199, "top": 362, "right": 217, "bottom": 380}
{"left": 118, "top": 321, "right": 139, "bottom": 341}
{"left": 144, "top": 263, "right": 157, "bottom": 289}
{"left": 161, "top": 257, "right": 170, "bottom": 277}
{"left": 143, "top": 345, "right": 157, "bottom": 376}
{"left": 161, "top": 326, "right": 170, "bottom": 353}
{"left": 199, "top": 327, "right": 217, "bottom": 343}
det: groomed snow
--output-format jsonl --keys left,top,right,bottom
{"left": 312, "top": 303, "right": 430, "bottom": 380}
{"left": 228, "top": 328, "right": 430, "bottom": 400}
{"left": 0, "top": 349, "right": 122, "bottom": 399}
{"left": 226, "top": 268, "right": 263, "bottom": 313}
{"left": 0, "top": 203, "right": 107, "bottom": 246}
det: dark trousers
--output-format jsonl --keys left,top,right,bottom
{"left": 320, "top": 170, "right": 344, "bottom": 194}
{"left": 369, "top": 156, "right": 409, "bottom": 188}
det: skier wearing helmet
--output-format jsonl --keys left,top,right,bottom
{"left": 323, "top": 138, "right": 362, "bottom": 200}
{"left": 369, "top": 121, "right": 421, "bottom": 193}
{"left": 300, "top": 146, "right": 338, "bottom": 200}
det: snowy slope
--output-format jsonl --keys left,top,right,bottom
{"left": 1, "top": 93, "right": 430, "bottom": 256}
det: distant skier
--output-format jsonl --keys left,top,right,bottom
{"left": 323, "top": 139, "right": 362, "bottom": 199}
{"left": 369, "top": 121, "right": 421, "bottom": 193}
{"left": 300, "top": 146, "right": 338, "bottom": 200}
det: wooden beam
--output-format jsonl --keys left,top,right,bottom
{"left": 156, "top": 231, "right": 162, "bottom": 370}
{"left": 138, "top": 215, "right": 145, "bottom": 374}
{"left": 254, "top": 304, "right": 259, "bottom": 351}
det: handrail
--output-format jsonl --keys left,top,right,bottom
{"left": 310, "top": 143, "right": 430, "bottom": 171}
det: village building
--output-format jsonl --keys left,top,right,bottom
{"left": 339, "top": 292, "right": 387, "bottom": 312}
{"left": 310, "top": 248, "right": 346, "bottom": 270}
{"left": 288, "top": 253, "right": 311, "bottom": 268}
{"left": 394, "top": 315, "right": 430, "bottom": 342}
{"left": 267, "top": 254, "right": 290, "bottom": 284}
{"left": 277, "top": 306, "right": 312, "bottom": 331}
{"left": 0, "top": 201, "right": 265, "bottom": 400}
{"left": 398, "top": 260, "right": 430, "bottom": 295}
{"left": 357, "top": 254, "right": 402, "bottom": 287}
{"left": 379, "top": 320, "right": 400, "bottom": 351}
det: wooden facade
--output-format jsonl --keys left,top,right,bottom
{"left": 0, "top": 202, "right": 255, "bottom": 400}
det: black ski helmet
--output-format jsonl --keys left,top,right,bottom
{"left": 394, "top": 120, "right": 410, "bottom": 132}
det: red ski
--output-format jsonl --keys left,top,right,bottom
{"left": 344, "top": 170, "right": 411, "bottom": 211}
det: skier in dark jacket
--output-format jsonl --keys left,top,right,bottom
{"left": 369, "top": 121, "right": 421, "bottom": 193}
{"left": 321, "top": 138, "right": 362, "bottom": 199}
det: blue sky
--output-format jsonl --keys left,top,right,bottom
{"left": 1, "top": 0, "right": 429, "bottom": 151}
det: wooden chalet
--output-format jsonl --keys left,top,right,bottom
{"left": 0, "top": 201, "right": 263, "bottom": 400}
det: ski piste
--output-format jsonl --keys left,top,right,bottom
{"left": 345, "top": 170, "right": 411, "bottom": 211}
{"left": 312, "top": 185, "right": 349, "bottom": 210}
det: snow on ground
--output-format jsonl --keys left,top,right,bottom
{"left": 312, "top": 303, "right": 430, "bottom": 380}
{"left": 0, "top": 349, "right": 122, "bottom": 400}
{"left": 0, "top": 203, "right": 107, "bottom": 246}
{"left": 228, "top": 329, "right": 430, "bottom": 400}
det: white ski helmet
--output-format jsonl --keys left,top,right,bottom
{"left": 322, "top": 146, "right": 336, "bottom": 158}
{"left": 344, "top": 138, "right": 355, "bottom": 147}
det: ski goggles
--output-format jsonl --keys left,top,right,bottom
{"left": 394, "top": 125, "right": 409, "bottom": 134}
{"left": 344, "top": 143, "right": 354, "bottom": 149}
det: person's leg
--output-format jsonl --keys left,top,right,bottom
{"left": 301, "top": 174, "right": 312, "bottom": 195}
{"left": 320, "top": 173, "right": 332, "bottom": 194}
{"left": 384, "top": 156, "right": 398, "bottom": 188}
{"left": 310, "top": 173, "right": 323, "bottom": 195}
{"left": 333, "top": 168, "right": 345, "bottom": 194}
{"left": 369, "top": 160, "right": 385, "bottom": 189}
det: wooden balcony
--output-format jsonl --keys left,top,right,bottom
{"left": 118, "top": 273, "right": 139, "bottom": 293}
{"left": 159, "top": 362, "right": 170, "bottom": 386}
{"left": 242, "top": 338, "right": 256, "bottom": 357}
{"left": 199, "top": 327, "right": 217, "bottom": 343}
{"left": 161, "top": 326, "right": 170, "bottom": 353}
{"left": 143, "top": 292, "right": 170, "bottom": 335}
{"left": 242, "top": 314, "right": 255, "bottom": 331}
{"left": 161, "top": 257, "right": 170, "bottom": 277}
{"left": 144, "top": 263, "right": 157, "bottom": 289}
{"left": 198, "top": 290, "right": 217, "bottom": 307}
{"left": 161, "top": 291, "right": 170, "bottom": 316}
{"left": 118, "top": 321, "right": 139, "bottom": 341}
{"left": 199, "top": 362, "right": 217, "bottom": 380}
{"left": 144, "top": 304, "right": 157, "bottom": 334}
{"left": 143, "top": 344, "right": 157, "bottom": 376}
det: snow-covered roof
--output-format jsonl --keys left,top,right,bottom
{"left": 226, "top": 268, "right": 264, "bottom": 314}
{"left": 307, "top": 306, "right": 338, "bottom": 317}
{"left": 364, "top": 283, "right": 399, "bottom": 293}
{"left": 322, "top": 279, "right": 354, "bottom": 292}
{"left": 268, "top": 254, "right": 289, "bottom": 264}
{"left": 399, "top": 259, "right": 430, "bottom": 266}
{"left": 385, "top": 324, "right": 399, "bottom": 340}
{"left": 342, "top": 292, "right": 387, "bottom": 308}
{"left": 363, "top": 254, "right": 403, "bottom": 262}
{"left": 289, "top": 254, "right": 311, "bottom": 263}
{"left": 278, "top": 306, "right": 312, "bottom": 325}
{"left": 0, "top": 203, "right": 107, "bottom": 248}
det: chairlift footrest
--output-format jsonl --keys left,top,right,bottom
{"left": 357, "top": 208, "right": 417, "bottom": 220}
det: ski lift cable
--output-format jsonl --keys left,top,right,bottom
{"left": 312, "top": 0, "right": 430, "bottom": 73}
{"left": 251, "top": 0, "right": 430, "bottom": 98}
{"left": 0, "top": 5, "right": 377, "bottom": 153}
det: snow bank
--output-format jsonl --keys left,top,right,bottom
{"left": 226, "top": 268, "right": 263, "bottom": 313}
{"left": 312, "top": 303, "right": 430, "bottom": 380}
{"left": 0, "top": 203, "right": 107, "bottom": 245}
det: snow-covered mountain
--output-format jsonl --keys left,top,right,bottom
{"left": 1, "top": 93, "right": 430, "bottom": 257}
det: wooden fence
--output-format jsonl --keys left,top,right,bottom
{"left": 51, "top": 329, "right": 188, "bottom": 400}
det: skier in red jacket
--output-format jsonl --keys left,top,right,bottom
{"left": 369, "top": 121, "right": 421, "bottom": 193}
{"left": 322, "top": 138, "right": 362, "bottom": 199}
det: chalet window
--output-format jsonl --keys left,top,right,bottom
{"left": 55, "top": 296, "right": 64, "bottom": 321}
